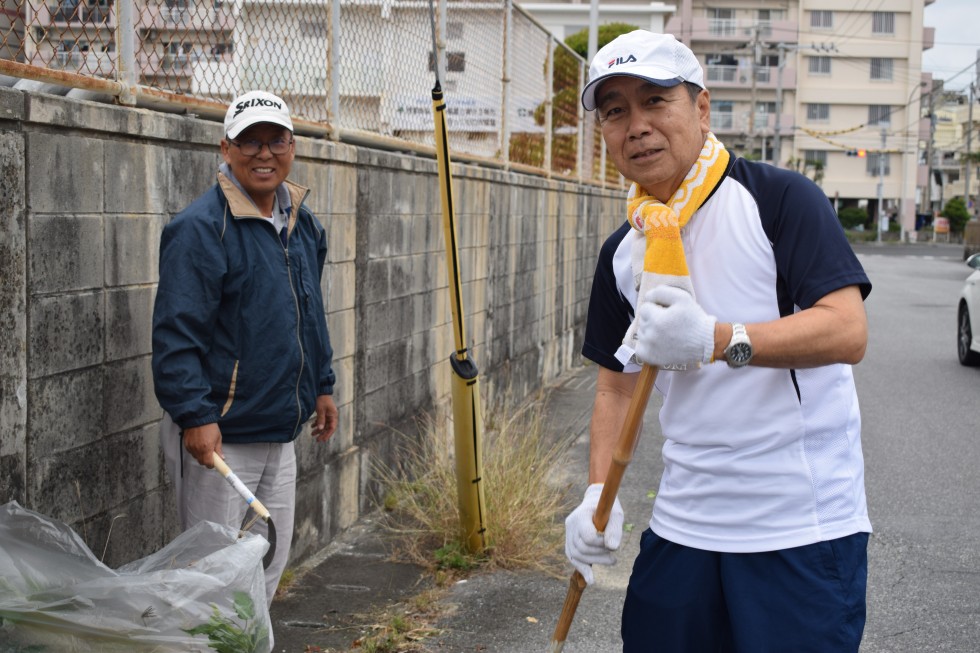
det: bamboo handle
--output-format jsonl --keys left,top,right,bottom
{"left": 549, "top": 364, "right": 658, "bottom": 650}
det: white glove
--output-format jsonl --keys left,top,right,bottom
{"left": 635, "top": 286, "right": 717, "bottom": 368}
{"left": 564, "top": 483, "right": 624, "bottom": 585}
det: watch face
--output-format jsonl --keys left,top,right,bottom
{"left": 728, "top": 343, "right": 752, "bottom": 365}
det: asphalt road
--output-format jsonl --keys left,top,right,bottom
{"left": 853, "top": 241, "right": 980, "bottom": 652}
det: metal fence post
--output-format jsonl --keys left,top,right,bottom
{"left": 115, "top": 0, "right": 136, "bottom": 105}
{"left": 500, "top": 0, "right": 513, "bottom": 168}
{"left": 577, "top": 63, "right": 584, "bottom": 181}
{"left": 544, "top": 40, "right": 553, "bottom": 176}
{"left": 326, "top": 0, "right": 341, "bottom": 140}
{"left": 437, "top": 0, "right": 447, "bottom": 86}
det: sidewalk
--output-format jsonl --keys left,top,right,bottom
{"left": 269, "top": 364, "right": 667, "bottom": 652}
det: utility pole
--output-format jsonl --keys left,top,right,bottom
{"left": 974, "top": 51, "right": 980, "bottom": 220}
{"left": 924, "top": 82, "right": 936, "bottom": 215}
{"left": 773, "top": 43, "right": 786, "bottom": 167}
{"left": 966, "top": 82, "right": 973, "bottom": 220}
{"left": 876, "top": 127, "right": 887, "bottom": 244}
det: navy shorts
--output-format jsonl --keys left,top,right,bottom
{"left": 622, "top": 529, "right": 869, "bottom": 652}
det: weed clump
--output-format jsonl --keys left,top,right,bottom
{"left": 376, "top": 400, "right": 572, "bottom": 579}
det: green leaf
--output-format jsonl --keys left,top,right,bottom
{"left": 232, "top": 591, "right": 255, "bottom": 621}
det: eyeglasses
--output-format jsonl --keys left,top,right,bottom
{"left": 229, "top": 137, "right": 294, "bottom": 156}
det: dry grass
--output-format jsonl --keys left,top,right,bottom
{"left": 376, "top": 399, "right": 572, "bottom": 579}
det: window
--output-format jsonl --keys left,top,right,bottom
{"left": 811, "top": 10, "right": 832, "bottom": 29}
{"left": 757, "top": 9, "right": 784, "bottom": 21}
{"left": 866, "top": 153, "right": 890, "bottom": 176}
{"left": 299, "top": 20, "right": 326, "bottom": 38}
{"left": 803, "top": 150, "right": 827, "bottom": 167}
{"left": 706, "top": 53, "right": 737, "bottom": 83}
{"left": 711, "top": 100, "right": 734, "bottom": 130}
{"left": 755, "top": 9, "right": 782, "bottom": 36}
{"left": 429, "top": 51, "right": 466, "bottom": 73}
{"left": 868, "top": 105, "right": 892, "bottom": 126}
{"left": 871, "top": 58, "right": 893, "bottom": 81}
{"left": 755, "top": 101, "right": 776, "bottom": 129}
{"left": 210, "top": 42, "right": 232, "bottom": 58}
{"left": 872, "top": 12, "right": 895, "bottom": 35}
{"left": 708, "top": 8, "right": 735, "bottom": 36}
{"left": 808, "top": 56, "right": 831, "bottom": 75}
{"left": 807, "top": 103, "right": 830, "bottom": 122}
{"left": 52, "top": 0, "right": 80, "bottom": 22}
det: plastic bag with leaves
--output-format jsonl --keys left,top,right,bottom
{"left": 0, "top": 501, "right": 271, "bottom": 653}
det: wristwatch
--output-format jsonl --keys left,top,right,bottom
{"left": 723, "top": 323, "right": 753, "bottom": 368}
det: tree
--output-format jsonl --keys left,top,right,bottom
{"left": 533, "top": 23, "right": 639, "bottom": 129}
{"left": 942, "top": 196, "right": 971, "bottom": 234}
{"left": 564, "top": 22, "right": 640, "bottom": 59}
{"left": 521, "top": 23, "right": 639, "bottom": 173}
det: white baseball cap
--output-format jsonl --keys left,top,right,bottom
{"left": 224, "top": 90, "right": 293, "bottom": 139}
{"left": 581, "top": 31, "right": 705, "bottom": 111}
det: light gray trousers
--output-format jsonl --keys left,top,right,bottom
{"left": 160, "top": 412, "right": 296, "bottom": 606}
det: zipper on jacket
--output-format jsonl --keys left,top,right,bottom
{"left": 284, "top": 251, "right": 305, "bottom": 438}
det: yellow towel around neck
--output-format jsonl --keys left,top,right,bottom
{"left": 620, "top": 132, "right": 730, "bottom": 370}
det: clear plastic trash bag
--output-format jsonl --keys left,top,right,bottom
{"left": 0, "top": 501, "right": 271, "bottom": 653}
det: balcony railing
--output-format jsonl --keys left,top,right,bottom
{"left": 707, "top": 65, "right": 738, "bottom": 84}
{"left": 144, "top": 4, "right": 234, "bottom": 31}
{"left": 680, "top": 17, "right": 798, "bottom": 44}
{"left": 53, "top": 50, "right": 84, "bottom": 67}
{"left": 47, "top": 2, "right": 113, "bottom": 25}
{"left": 710, "top": 111, "right": 794, "bottom": 136}
{"left": 707, "top": 64, "right": 776, "bottom": 87}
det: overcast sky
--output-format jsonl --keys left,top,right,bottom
{"left": 922, "top": 0, "right": 980, "bottom": 91}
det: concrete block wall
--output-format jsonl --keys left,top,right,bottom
{"left": 0, "top": 86, "right": 625, "bottom": 569}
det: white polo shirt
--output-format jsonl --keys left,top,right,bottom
{"left": 583, "top": 157, "right": 873, "bottom": 553}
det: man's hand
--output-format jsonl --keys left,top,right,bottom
{"left": 311, "top": 394, "right": 338, "bottom": 442}
{"left": 184, "top": 423, "right": 222, "bottom": 468}
{"left": 564, "top": 483, "right": 624, "bottom": 585}
{"left": 635, "top": 286, "right": 717, "bottom": 368}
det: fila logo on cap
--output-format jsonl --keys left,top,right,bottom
{"left": 608, "top": 54, "right": 637, "bottom": 68}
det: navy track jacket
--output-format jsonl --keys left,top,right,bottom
{"left": 152, "top": 172, "right": 335, "bottom": 444}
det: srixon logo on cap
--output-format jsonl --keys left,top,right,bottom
{"left": 607, "top": 54, "right": 637, "bottom": 68}
{"left": 233, "top": 97, "right": 282, "bottom": 118}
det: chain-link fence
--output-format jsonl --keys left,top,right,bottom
{"left": 0, "top": 0, "right": 616, "bottom": 186}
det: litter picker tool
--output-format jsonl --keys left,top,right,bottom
{"left": 549, "top": 364, "right": 657, "bottom": 652}
{"left": 212, "top": 455, "right": 277, "bottom": 569}
{"left": 426, "top": 0, "right": 488, "bottom": 554}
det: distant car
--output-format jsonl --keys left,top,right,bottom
{"left": 958, "top": 253, "right": 980, "bottom": 366}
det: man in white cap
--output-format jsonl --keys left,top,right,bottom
{"left": 152, "top": 90, "right": 337, "bottom": 606}
{"left": 564, "top": 30, "right": 873, "bottom": 651}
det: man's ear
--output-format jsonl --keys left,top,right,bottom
{"left": 697, "top": 89, "right": 711, "bottom": 134}
{"left": 220, "top": 139, "right": 231, "bottom": 163}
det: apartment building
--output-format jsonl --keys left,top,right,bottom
{"left": 1, "top": 0, "right": 23, "bottom": 62}
{"left": 926, "top": 87, "right": 980, "bottom": 217}
{"left": 14, "top": 0, "right": 234, "bottom": 94}
{"left": 524, "top": 0, "right": 935, "bottom": 237}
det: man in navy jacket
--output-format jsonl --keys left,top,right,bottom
{"left": 152, "top": 90, "right": 336, "bottom": 606}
